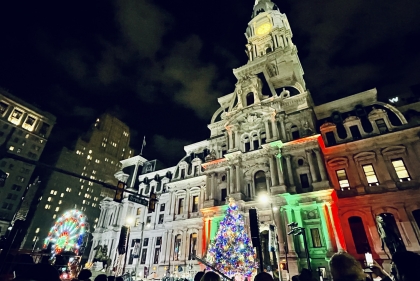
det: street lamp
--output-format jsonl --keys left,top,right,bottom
{"left": 287, "top": 222, "right": 311, "bottom": 271}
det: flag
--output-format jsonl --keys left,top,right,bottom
{"left": 142, "top": 136, "right": 146, "bottom": 147}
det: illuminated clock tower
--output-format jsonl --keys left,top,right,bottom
{"left": 234, "top": 0, "right": 306, "bottom": 94}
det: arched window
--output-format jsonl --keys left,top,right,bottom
{"left": 266, "top": 47, "right": 272, "bottom": 53}
{"left": 189, "top": 233, "right": 198, "bottom": 260}
{"left": 174, "top": 234, "right": 182, "bottom": 261}
{"left": 260, "top": 131, "right": 266, "bottom": 144}
{"left": 291, "top": 125, "right": 300, "bottom": 140}
{"left": 254, "top": 171, "right": 267, "bottom": 195}
{"left": 252, "top": 133, "right": 259, "bottom": 150}
{"left": 376, "top": 213, "right": 406, "bottom": 253}
{"left": 246, "top": 93, "right": 254, "bottom": 106}
{"left": 348, "top": 216, "right": 371, "bottom": 254}
{"left": 243, "top": 135, "right": 250, "bottom": 152}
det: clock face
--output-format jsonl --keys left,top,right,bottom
{"left": 256, "top": 23, "right": 271, "bottom": 35}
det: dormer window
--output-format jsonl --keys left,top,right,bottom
{"left": 325, "top": 132, "right": 336, "bottom": 145}
{"left": 375, "top": 119, "right": 388, "bottom": 133}
{"left": 246, "top": 93, "right": 254, "bottom": 106}
{"left": 23, "top": 116, "right": 36, "bottom": 131}
{"left": 0, "top": 102, "right": 9, "bottom": 115}
{"left": 349, "top": 125, "right": 362, "bottom": 140}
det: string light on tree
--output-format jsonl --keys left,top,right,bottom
{"left": 206, "top": 198, "right": 257, "bottom": 278}
{"left": 43, "top": 209, "right": 89, "bottom": 255}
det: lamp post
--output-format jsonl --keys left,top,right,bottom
{"left": 287, "top": 222, "right": 311, "bottom": 271}
{"left": 258, "top": 194, "right": 282, "bottom": 278}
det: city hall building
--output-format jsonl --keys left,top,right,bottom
{"left": 89, "top": 0, "right": 420, "bottom": 279}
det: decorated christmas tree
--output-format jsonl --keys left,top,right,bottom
{"left": 206, "top": 198, "right": 257, "bottom": 278}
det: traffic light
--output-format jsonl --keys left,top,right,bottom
{"left": 280, "top": 262, "right": 288, "bottom": 271}
{"left": 148, "top": 192, "right": 156, "bottom": 213}
{"left": 114, "top": 181, "right": 125, "bottom": 203}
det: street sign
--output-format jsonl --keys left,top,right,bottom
{"left": 128, "top": 194, "right": 148, "bottom": 206}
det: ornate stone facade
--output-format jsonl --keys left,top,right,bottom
{"left": 90, "top": 0, "right": 420, "bottom": 279}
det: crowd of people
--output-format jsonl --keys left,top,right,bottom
{"left": 7, "top": 250, "right": 420, "bottom": 281}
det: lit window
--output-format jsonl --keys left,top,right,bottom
{"left": 60, "top": 193, "right": 64, "bottom": 197}
{"left": 95, "top": 218, "right": 98, "bottom": 222}
{"left": 35, "top": 228, "right": 40, "bottom": 233}
{"left": 105, "top": 158, "right": 109, "bottom": 162}
{"left": 76, "top": 150, "right": 81, "bottom": 155}
{"left": 58, "top": 200, "right": 62, "bottom": 204}
{"left": 362, "top": 165, "right": 379, "bottom": 186}
{"left": 45, "top": 204, "right": 50, "bottom": 209}
{"left": 22, "top": 116, "right": 36, "bottom": 131}
{"left": 81, "top": 186, "right": 83, "bottom": 189}
{"left": 92, "top": 170, "right": 96, "bottom": 174}
{"left": 83, "top": 200, "right": 86, "bottom": 204}
{"left": 78, "top": 192, "right": 81, "bottom": 196}
{"left": 54, "top": 191, "right": 57, "bottom": 195}
{"left": 95, "top": 159, "right": 100, "bottom": 163}
{"left": 50, "top": 190, "right": 54, "bottom": 195}
{"left": 87, "top": 155, "right": 92, "bottom": 160}
{"left": 336, "top": 169, "right": 350, "bottom": 190}
{"left": 47, "top": 197, "right": 52, "bottom": 202}
{"left": 53, "top": 214, "right": 56, "bottom": 219}
{"left": 55, "top": 207, "right": 59, "bottom": 212}
{"left": 87, "top": 188, "right": 89, "bottom": 191}
{"left": 391, "top": 159, "right": 411, "bottom": 181}
{"left": 89, "top": 182, "right": 93, "bottom": 186}
{"left": 9, "top": 146, "right": 14, "bottom": 151}
{"left": 83, "top": 166, "right": 86, "bottom": 170}
{"left": 33, "top": 236, "right": 38, "bottom": 242}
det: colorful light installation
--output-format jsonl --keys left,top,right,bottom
{"left": 43, "top": 209, "right": 88, "bottom": 255}
{"left": 206, "top": 200, "right": 257, "bottom": 277}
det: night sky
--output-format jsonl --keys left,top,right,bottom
{"left": 0, "top": 0, "right": 419, "bottom": 167}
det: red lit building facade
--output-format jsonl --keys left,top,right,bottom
{"left": 316, "top": 90, "right": 420, "bottom": 265}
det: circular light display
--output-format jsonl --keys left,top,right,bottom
{"left": 43, "top": 209, "right": 88, "bottom": 255}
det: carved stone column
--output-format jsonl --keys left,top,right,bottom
{"left": 236, "top": 164, "right": 241, "bottom": 193}
{"left": 279, "top": 116, "right": 286, "bottom": 141}
{"left": 283, "top": 208, "right": 296, "bottom": 255}
{"left": 317, "top": 203, "right": 334, "bottom": 254}
{"left": 276, "top": 155, "right": 285, "bottom": 186}
{"left": 160, "top": 231, "right": 168, "bottom": 263}
{"left": 197, "top": 227, "right": 203, "bottom": 257}
{"left": 306, "top": 150, "right": 318, "bottom": 182}
{"left": 314, "top": 149, "right": 327, "bottom": 181}
{"left": 230, "top": 166, "right": 236, "bottom": 193}
{"left": 269, "top": 155, "right": 278, "bottom": 186}
{"left": 165, "top": 231, "right": 174, "bottom": 262}
{"left": 285, "top": 155, "right": 295, "bottom": 189}
{"left": 271, "top": 116, "right": 279, "bottom": 140}
{"left": 226, "top": 168, "right": 231, "bottom": 194}
{"left": 210, "top": 173, "right": 215, "bottom": 200}
{"left": 228, "top": 130, "right": 233, "bottom": 150}
{"left": 264, "top": 120, "right": 271, "bottom": 140}
{"left": 326, "top": 203, "right": 345, "bottom": 251}
{"left": 234, "top": 130, "right": 240, "bottom": 150}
